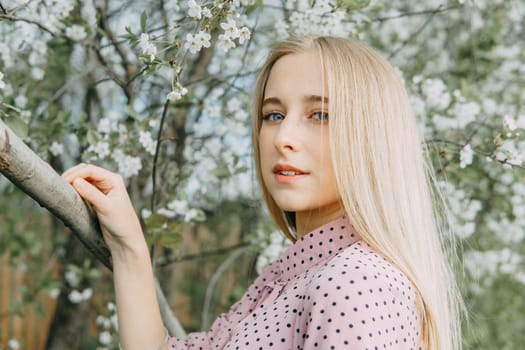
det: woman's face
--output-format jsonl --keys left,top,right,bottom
{"left": 259, "top": 51, "right": 344, "bottom": 232}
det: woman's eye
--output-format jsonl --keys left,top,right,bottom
{"left": 312, "top": 111, "right": 329, "bottom": 121}
{"left": 262, "top": 113, "right": 285, "bottom": 121}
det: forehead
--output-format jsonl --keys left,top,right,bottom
{"left": 264, "top": 51, "right": 327, "bottom": 100}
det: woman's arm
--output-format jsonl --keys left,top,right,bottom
{"left": 63, "top": 164, "right": 167, "bottom": 350}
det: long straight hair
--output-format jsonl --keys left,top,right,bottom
{"left": 252, "top": 36, "right": 462, "bottom": 350}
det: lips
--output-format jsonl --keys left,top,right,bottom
{"left": 272, "top": 164, "right": 309, "bottom": 177}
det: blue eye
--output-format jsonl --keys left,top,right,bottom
{"left": 262, "top": 113, "right": 285, "bottom": 121}
{"left": 312, "top": 112, "right": 329, "bottom": 121}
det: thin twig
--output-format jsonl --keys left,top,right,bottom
{"left": 155, "top": 242, "right": 251, "bottom": 267}
{"left": 150, "top": 100, "right": 170, "bottom": 213}
{"left": 373, "top": 4, "right": 461, "bottom": 22}
{"left": 0, "top": 2, "right": 7, "bottom": 14}
{"left": 425, "top": 138, "right": 525, "bottom": 170}
{"left": 388, "top": 5, "right": 443, "bottom": 60}
{"left": 0, "top": 14, "right": 56, "bottom": 36}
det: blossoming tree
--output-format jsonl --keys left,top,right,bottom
{"left": 1, "top": 0, "right": 524, "bottom": 348}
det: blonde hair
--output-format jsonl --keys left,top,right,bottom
{"left": 252, "top": 36, "right": 462, "bottom": 350}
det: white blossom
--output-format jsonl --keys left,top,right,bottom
{"left": 503, "top": 114, "right": 517, "bottom": 131}
{"left": 450, "top": 101, "right": 480, "bottom": 129}
{"left": 494, "top": 140, "right": 522, "bottom": 165}
{"left": 184, "top": 31, "right": 211, "bottom": 54}
{"left": 187, "top": 0, "right": 202, "bottom": 19}
{"left": 167, "top": 199, "right": 189, "bottom": 214}
{"left": 421, "top": 78, "right": 451, "bottom": 110}
{"left": 217, "top": 35, "right": 236, "bottom": 52}
{"left": 49, "top": 141, "right": 64, "bottom": 156}
{"left": 96, "top": 315, "right": 108, "bottom": 326}
{"left": 98, "top": 331, "right": 113, "bottom": 345}
{"left": 112, "top": 150, "right": 142, "bottom": 178}
{"left": 139, "top": 130, "right": 157, "bottom": 155}
{"left": 138, "top": 33, "right": 157, "bottom": 61}
{"left": 202, "top": 7, "right": 212, "bottom": 18}
{"left": 14, "top": 94, "right": 28, "bottom": 108}
{"left": 460, "top": 144, "right": 474, "bottom": 168}
{"left": 238, "top": 27, "right": 251, "bottom": 44}
{"left": 256, "top": 230, "right": 291, "bottom": 273}
{"left": 68, "top": 288, "right": 92, "bottom": 303}
{"left": 107, "top": 302, "right": 116, "bottom": 312}
{"left": 0, "top": 72, "right": 5, "bottom": 89}
{"left": 47, "top": 287, "right": 60, "bottom": 299}
{"left": 220, "top": 19, "right": 240, "bottom": 40}
{"left": 7, "top": 339, "right": 20, "bottom": 350}
{"left": 184, "top": 208, "right": 203, "bottom": 222}
{"left": 98, "top": 117, "right": 118, "bottom": 134}
{"left": 65, "top": 25, "right": 87, "bottom": 41}
{"left": 167, "top": 84, "right": 188, "bottom": 101}
{"left": 141, "top": 208, "right": 152, "bottom": 219}
{"left": 87, "top": 141, "right": 111, "bottom": 160}
{"left": 82, "top": 288, "right": 93, "bottom": 300}
{"left": 110, "top": 313, "right": 118, "bottom": 330}
{"left": 31, "top": 67, "right": 45, "bottom": 80}
{"left": 68, "top": 289, "right": 84, "bottom": 303}
{"left": 65, "top": 269, "right": 80, "bottom": 287}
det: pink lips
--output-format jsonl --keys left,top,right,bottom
{"left": 272, "top": 163, "right": 309, "bottom": 184}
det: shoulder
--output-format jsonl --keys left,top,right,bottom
{"left": 309, "top": 240, "right": 418, "bottom": 305}
{"left": 300, "top": 241, "right": 422, "bottom": 347}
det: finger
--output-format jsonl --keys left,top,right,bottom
{"left": 72, "top": 177, "right": 109, "bottom": 213}
{"left": 63, "top": 164, "right": 119, "bottom": 184}
{"left": 62, "top": 163, "right": 89, "bottom": 179}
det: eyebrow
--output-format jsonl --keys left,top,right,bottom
{"left": 261, "top": 95, "right": 329, "bottom": 108}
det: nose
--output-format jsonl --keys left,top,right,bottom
{"left": 273, "top": 113, "right": 301, "bottom": 153}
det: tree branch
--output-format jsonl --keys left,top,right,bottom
{"left": 0, "top": 119, "right": 111, "bottom": 268}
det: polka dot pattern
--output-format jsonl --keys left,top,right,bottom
{"left": 168, "top": 217, "right": 423, "bottom": 349}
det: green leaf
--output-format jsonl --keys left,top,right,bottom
{"left": 159, "top": 232, "right": 182, "bottom": 248}
{"left": 140, "top": 11, "right": 147, "bottom": 33}
{"left": 145, "top": 213, "right": 168, "bottom": 231}
{"left": 3, "top": 114, "right": 28, "bottom": 138}
{"left": 212, "top": 163, "right": 231, "bottom": 178}
{"left": 234, "top": 166, "right": 248, "bottom": 175}
{"left": 86, "top": 128, "right": 98, "bottom": 145}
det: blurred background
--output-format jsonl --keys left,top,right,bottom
{"left": 0, "top": 0, "right": 524, "bottom": 348}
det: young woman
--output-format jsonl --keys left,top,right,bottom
{"left": 63, "top": 36, "right": 462, "bottom": 350}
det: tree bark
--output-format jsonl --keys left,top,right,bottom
{"left": 0, "top": 119, "right": 186, "bottom": 338}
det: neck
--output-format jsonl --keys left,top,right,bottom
{"left": 295, "top": 205, "right": 346, "bottom": 240}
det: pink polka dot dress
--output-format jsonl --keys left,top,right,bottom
{"left": 167, "top": 217, "right": 423, "bottom": 349}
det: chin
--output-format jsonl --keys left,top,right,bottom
{"left": 272, "top": 202, "right": 304, "bottom": 213}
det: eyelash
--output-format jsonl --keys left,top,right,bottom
{"left": 261, "top": 111, "right": 329, "bottom": 122}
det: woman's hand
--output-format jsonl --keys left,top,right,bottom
{"left": 62, "top": 163, "right": 146, "bottom": 257}
{"left": 65, "top": 164, "right": 167, "bottom": 348}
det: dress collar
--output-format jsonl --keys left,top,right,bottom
{"left": 273, "top": 216, "right": 359, "bottom": 283}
